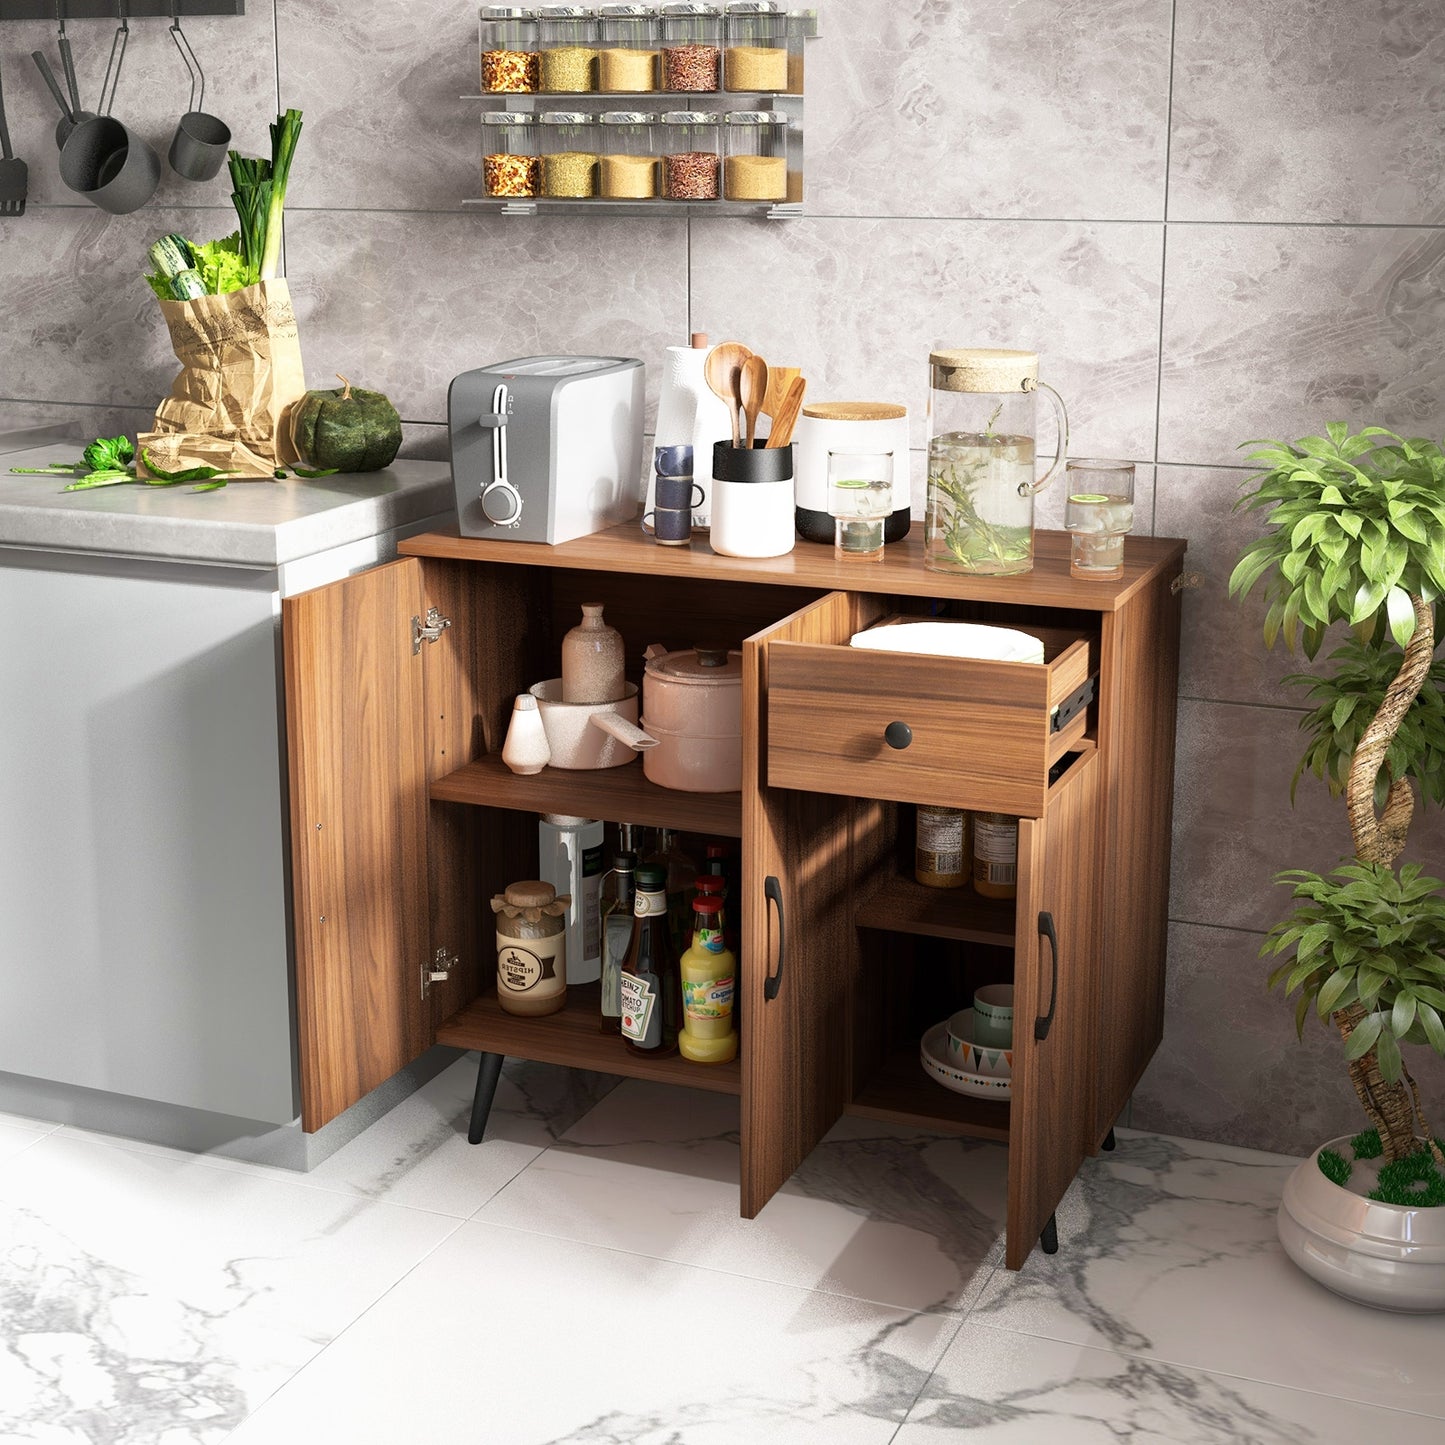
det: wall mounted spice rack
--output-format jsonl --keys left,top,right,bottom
{"left": 464, "top": 5, "right": 818, "bottom": 218}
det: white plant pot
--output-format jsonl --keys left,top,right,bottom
{"left": 1277, "top": 1137, "right": 1445, "bottom": 1313}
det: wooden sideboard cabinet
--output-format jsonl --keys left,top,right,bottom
{"left": 282, "top": 525, "right": 1185, "bottom": 1268}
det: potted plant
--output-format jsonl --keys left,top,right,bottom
{"left": 1230, "top": 424, "right": 1445, "bottom": 1310}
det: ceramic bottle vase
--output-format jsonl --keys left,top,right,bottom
{"left": 561, "top": 602, "right": 626, "bottom": 704}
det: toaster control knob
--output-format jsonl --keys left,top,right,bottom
{"left": 481, "top": 481, "right": 522, "bottom": 526}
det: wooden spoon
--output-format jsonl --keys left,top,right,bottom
{"left": 703, "top": 340, "right": 752, "bottom": 448}
{"left": 765, "top": 375, "right": 807, "bottom": 448}
{"left": 740, "top": 355, "right": 769, "bottom": 449}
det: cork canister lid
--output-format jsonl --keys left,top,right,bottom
{"left": 930, "top": 348, "right": 1038, "bottom": 394}
{"left": 801, "top": 401, "right": 908, "bottom": 422}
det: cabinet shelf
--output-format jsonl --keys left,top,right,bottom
{"left": 855, "top": 870, "right": 1016, "bottom": 946}
{"left": 847, "top": 1045, "right": 1011, "bottom": 1142}
{"left": 431, "top": 751, "right": 743, "bottom": 837}
{"left": 463, "top": 197, "right": 800, "bottom": 219}
{"left": 437, "top": 981, "right": 741, "bottom": 1096}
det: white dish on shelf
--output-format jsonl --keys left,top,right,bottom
{"left": 849, "top": 620, "right": 1045, "bottom": 664}
{"left": 920, "top": 1021, "right": 1012, "bottom": 1100}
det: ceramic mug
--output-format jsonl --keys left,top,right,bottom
{"left": 642, "top": 505, "right": 692, "bottom": 546}
{"left": 655, "top": 475, "right": 705, "bottom": 510}
{"left": 972, "top": 984, "right": 1015, "bottom": 1048}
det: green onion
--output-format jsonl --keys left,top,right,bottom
{"left": 259, "top": 109, "right": 303, "bottom": 282}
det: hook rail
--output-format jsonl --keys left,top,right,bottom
{"left": 1, "top": 3, "right": 244, "bottom": 20}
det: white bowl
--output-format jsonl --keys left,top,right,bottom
{"left": 921, "top": 1021, "right": 1012, "bottom": 1099}
{"left": 850, "top": 621, "right": 1045, "bottom": 664}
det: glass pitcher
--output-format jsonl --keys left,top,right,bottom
{"left": 924, "top": 348, "right": 1069, "bottom": 576}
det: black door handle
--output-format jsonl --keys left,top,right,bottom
{"left": 884, "top": 721, "right": 912, "bottom": 750}
{"left": 1035, "top": 911, "right": 1058, "bottom": 1041}
{"left": 763, "top": 875, "right": 786, "bottom": 1001}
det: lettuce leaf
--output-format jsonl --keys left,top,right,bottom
{"left": 192, "top": 233, "right": 251, "bottom": 295}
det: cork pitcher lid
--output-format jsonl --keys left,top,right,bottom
{"left": 929, "top": 348, "right": 1039, "bottom": 394}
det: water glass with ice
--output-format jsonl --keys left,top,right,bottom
{"left": 828, "top": 451, "right": 893, "bottom": 562}
{"left": 1064, "top": 460, "right": 1135, "bottom": 580}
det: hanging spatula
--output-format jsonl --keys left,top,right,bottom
{"left": 0, "top": 56, "right": 28, "bottom": 218}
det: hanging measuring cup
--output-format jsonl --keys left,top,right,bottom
{"left": 924, "top": 347, "right": 1069, "bottom": 577}
{"left": 167, "top": 5, "right": 232, "bottom": 182}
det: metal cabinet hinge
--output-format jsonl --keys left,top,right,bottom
{"left": 412, "top": 606, "right": 452, "bottom": 654}
{"left": 424, "top": 948, "right": 457, "bottom": 998}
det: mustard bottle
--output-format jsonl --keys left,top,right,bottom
{"left": 678, "top": 895, "right": 737, "bottom": 1065}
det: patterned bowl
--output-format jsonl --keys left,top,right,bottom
{"left": 944, "top": 1008, "right": 1013, "bottom": 1080}
{"left": 921, "top": 1022, "right": 1012, "bottom": 1100}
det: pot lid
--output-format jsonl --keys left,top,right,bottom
{"left": 645, "top": 643, "right": 743, "bottom": 685}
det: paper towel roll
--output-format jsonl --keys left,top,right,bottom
{"left": 651, "top": 344, "right": 735, "bottom": 529}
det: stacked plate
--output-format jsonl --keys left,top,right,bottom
{"left": 850, "top": 620, "right": 1046, "bottom": 665}
{"left": 920, "top": 1013, "right": 1012, "bottom": 1100}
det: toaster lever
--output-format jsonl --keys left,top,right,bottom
{"left": 481, "top": 382, "right": 522, "bottom": 527}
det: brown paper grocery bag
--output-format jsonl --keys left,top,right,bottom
{"left": 146, "top": 278, "right": 306, "bottom": 478}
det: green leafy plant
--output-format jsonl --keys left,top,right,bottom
{"left": 8, "top": 437, "right": 234, "bottom": 494}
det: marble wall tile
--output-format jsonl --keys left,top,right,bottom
{"left": 805, "top": 0, "right": 1172, "bottom": 221}
{"left": 690, "top": 217, "right": 1163, "bottom": 457}
{"left": 0, "top": 399, "right": 155, "bottom": 446}
{"left": 276, "top": 0, "right": 476, "bottom": 214}
{"left": 283, "top": 210, "right": 688, "bottom": 424}
{"left": 1158, "top": 222, "right": 1445, "bottom": 467}
{"left": 0, "top": 13, "right": 277, "bottom": 211}
{"left": 1170, "top": 0, "right": 1445, "bottom": 225}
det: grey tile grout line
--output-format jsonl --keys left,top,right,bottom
{"left": 880, "top": 1305, "right": 973, "bottom": 1443}
{"left": 1150, "top": 0, "right": 1180, "bottom": 538}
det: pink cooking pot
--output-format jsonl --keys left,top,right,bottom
{"left": 640, "top": 643, "right": 743, "bottom": 793}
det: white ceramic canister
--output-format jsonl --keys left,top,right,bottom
{"left": 641, "top": 643, "right": 743, "bottom": 792}
{"left": 709, "top": 440, "right": 795, "bottom": 558}
{"left": 793, "top": 401, "right": 912, "bottom": 546}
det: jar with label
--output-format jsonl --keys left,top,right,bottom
{"left": 724, "top": 1, "right": 788, "bottom": 92}
{"left": 480, "top": 5, "right": 540, "bottom": 93}
{"left": 492, "top": 880, "right": 570, "bottom": 1016}
{"left": 723, "top": 111, "right": 789, "bottom": 200}
{"left": 679, "top": 895, "right": 737, "bottom": 1064}
{"left": 539, "top": 111, "right": 599, "bottom": 197}
{"left": 481, "top": 113, "right": 541, "bottom": 199}
{"left": 657, "top": 111, "right": 721, "bottom": 200}
{"left": 537, "top": 5, "right": 598, "bottom": 92}
{"left": 915, "top": 805, "right": 967, "bottom": 889}
{"left": 972, "top": 812, "right": 1019, "bottom": 900}
{"left": 621, "top": 863, "right": 681, "bottom": 1055}
{"left": 599, "top": 848, "right": 637, "bottom": 1033}
{"left": 599, "top": 112, "right": 658, "bottom": 199}
{"left": 597, "top": 3, "right": 658, "bottom": 91}
{"left": 660, "top": 3, "right": 722, "bottom": 92}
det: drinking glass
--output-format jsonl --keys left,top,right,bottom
{"left": 828, "top": 451, "right": 893, "bottom": 562}
{"left": 1064, "top": 459, "right": 1135, "bottom": 580}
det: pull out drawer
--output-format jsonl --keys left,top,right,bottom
{"left": 764, "top": 609, "right": 1095, "bottom": 818}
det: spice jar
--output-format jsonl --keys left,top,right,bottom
{"left": 785, "top": 7, "right": 810, "bottom": 93}
{"left": 481, "top": 112, "right": 541, "bottom": 199}
{"left": 492, "top": 879, "right": 570, "bottom": 1016}
{"left": 479, "top": 5, "right": 540, "bottom": 94}
{"left": 916, "top": 806, "right": 968, "bottom": 889}
{"left": 539, "top": 111, "right": 599, "bottom": 197}
{"left": 660, "top": 3, "right": 722, "bottom": 92}
{"left": 724, "top": 1, "right": 788, "bottom": 92}
{"left": 658, "top": 110, "right": 721, "bottom": 199}
{"left": 723, "top": 110, "right": 788, "bottom": 200}
{"left": 597, "top": 3, "right": 658, "bottom": 92}
{"left": 599, "top": 111, "right": 658, "bottom": 199}
{"left": 972, "top": 813, "right": 1019, "bottom": 900}
{"left": 537, "top": 5, "right": 598, "bottom": 92}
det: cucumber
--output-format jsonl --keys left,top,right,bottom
{"left": 168, "top": 268, "right": 208, "bottom": 302}
{"left": 147, "top": 234, "right": 195, "bottom": 281}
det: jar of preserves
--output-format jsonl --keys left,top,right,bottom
{"left": 538, "top": 111, "right": 599, "bottom": 197}
{"left": 723, "top": 110, "right": 788, "bottom": 200}
{"left": 658, "top": 110, "right": 721, "bottom": 199}
{"left": 481, "top": 112, "right": 541, "bottom": 199}
{"left": 599, "top": 111, "right": 658, "bottom": 198}
{"left": 492, "top": 879, "right": 570, "bottom": 1016}
{"left": 972, "top": 813, "right": 1019, "bottom": 900}
{"left": 660, "top": 2, "right": 722, "bottom": 92}
{"left": 536, "top": 4, "right": 598, "bottom": 92}
{"left": 597, "top": 3, "right": 658, "bottom": 92}
{"left": 479, "top": 5, "right": 540, "bottom": 93}
{"left": 724, "top": 1, "right": 787, "bottom": 92}
{"left": 916, "top": 805, "right": 967, "bottom": 889}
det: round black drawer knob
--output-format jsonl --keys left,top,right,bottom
{"left": 884, "top": 721, "right": 913, "bottom": 750}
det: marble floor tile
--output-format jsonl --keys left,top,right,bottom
{"left": 0, "top": 1118, "right": 52, "bottom": 1164}
{"left": 225, "top": 1219, "right": 962, "bottom": 1445}
{"left": 972, "top": 1131, "right": 1445, "bottom": 1416}
{"left": 0, "top": 1132, "right": 462, "bottom": 1444}
{"left": 474, "top": 1079, "right": 1004, "bottom": 1315}
{"left": 894, "top": 1321, "right": 1445, "bottom": 1443}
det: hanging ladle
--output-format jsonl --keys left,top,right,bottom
{"left": 167, "top": 2, "right": 232, "bottom": 182}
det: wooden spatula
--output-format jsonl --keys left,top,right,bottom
{"left": 762, "top": 365, "right": 800, "bottom": 421}
{"left": 765, "top": 376, "right": 807, "bottom": 448}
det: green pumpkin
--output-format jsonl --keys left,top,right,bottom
{"left": 290, "top": 374, "right": 403, "bottom": 473}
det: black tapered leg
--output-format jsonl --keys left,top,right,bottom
{"left": 1040, "top": 1213, "right": 1059, "bottom": 1255}
{"left": 1102, "top": 1127, "right": 1117, "bottom": 1152}
{"left": 467, "top": 1051, "right": 506, "bottom": 1144}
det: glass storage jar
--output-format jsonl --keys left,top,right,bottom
{"left": 599, "top": 112, "right": 657, "bottom": 198}
{"left": 785, "top": 7, "right": 812, "bottom": 93}
{"left": 724, "top": 1, "right": 788, "bottom": 92}
{"left": 537, "top": 5, "right": 598, "bottom": 92}
{"left": 723, "top": 110, "right": 788, "bottom": 200}
{"left": 658, "top": 110, "right": 721, "bottom": 199}
{"left": 539, "top": 111, "right": 599, "bottom": 196}
{"left": 660, "top": 3, "right": 722, "bottom": 92}
{"left": 481, "top": 112, "right": 541, "bottom": 198}
{"left": 492, "top": 879, "right": 570, "bottom": 1017}
{"left": 597, "top": 3, "right": 658, "bottom": 92}
{"left": 479, "top": 5, "right": 540, "bottom": 93}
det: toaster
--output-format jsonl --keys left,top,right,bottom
{"left": 448, "top": 355, "right": 646, "bottom": 544}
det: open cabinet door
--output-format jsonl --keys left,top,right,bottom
{"left": 740, "top": 590, "right": 888, "bottom": 1216}
{"left": 284, "top": 557, "right": 432, "bottom": 1131}
{"left": 1007, "top": 750, "right": 1102, "bottom": 1267}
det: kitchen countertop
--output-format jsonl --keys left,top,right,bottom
{"left": 0, "top": 429, "right": 455, "bottom": 568}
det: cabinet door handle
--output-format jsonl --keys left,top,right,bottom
{"left": 763, "top": 875, "right": 786, "bottom": 1001}
{"left": 884, "top": 721, "right": 913, "bottom": 750}
{"left": 1035, "top": 911, "right": 1058, "bottom": 1041}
